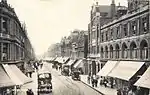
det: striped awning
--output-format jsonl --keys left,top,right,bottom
{"left": 73, "top": 59, "right": 83, "bottom": 68}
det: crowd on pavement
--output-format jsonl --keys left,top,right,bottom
{"left": 18, "top": 60, "right": 44, "bottom": 95}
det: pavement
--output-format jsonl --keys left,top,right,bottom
{"left": 15, "top": 62, "right": 117, "bottom": 95}
{"left": 16, "top": 72, "right": 38, "bottom": 95}
{"left": 44, "top": 62, "right": 103, "bottom": 95}
{"left": 50, "top": 63, "right": 117, "bottom": 95}
{"left": 80, "top": 75, "right": 117, "bottom": 95}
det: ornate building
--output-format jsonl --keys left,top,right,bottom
{"left": 88, "top": 0, "right": 149, "bottom": 75}
{"left": 0, "top": 0, "right": 35, "bottom": 70}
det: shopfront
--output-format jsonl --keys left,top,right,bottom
{"left": 135, "top": 66, "right": 150, "bottom": 95}
{"left": 0, "top": 64, "right": 15, "bottom": 95}
{"left": 108, "top": 61, "right": 145, "bottom": 90}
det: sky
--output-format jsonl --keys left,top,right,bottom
{"left": 7, "top": 0, "right": 127, "bottom": 56}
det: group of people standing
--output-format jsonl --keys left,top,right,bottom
{"left": 87, "top": 73, "right": 99, "bottom": 87}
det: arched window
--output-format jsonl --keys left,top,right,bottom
{"left": 101, "top": 47, "right": 104, "bottom": 58}
{"left": 130, "top": 42, "right": 137, "bottom": 59}
{"left": 105, "top": 46, "right": 108, "bottom": 58}
{"left": 140, "top": 40, "right": 148, "bottom": 59}
{"left": 110, "top": 45, "right": 113, "bottom": 58}
{"left": 122, "top": 43, "right": 128, "bottom": 58}
{"left": 115, "top": 44, "right": 120, "bottom": 58}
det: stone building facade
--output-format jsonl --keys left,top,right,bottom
{"left": 0, "top": 0, "right": 35, "bottom": 71}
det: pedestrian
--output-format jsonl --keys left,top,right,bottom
{"left": 87, "top": 75, "right": 90, "bottom": 84}
{"left": 26, "top": 89, "right": 34, "bottom": 95}
{"left": 91, "top": 75, "right": 94, "bottom": 87}
{"left": 117, "top": 89, "right": 122, "bottom": 95}
{"left": 29, "top": 72, "right": 32, "bottom": 78}
{"left": 103, "top": 78, "right": 108, "bottom": 87}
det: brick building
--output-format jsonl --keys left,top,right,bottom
{"left": 88, "top": 0, "right": 150, "bottom": 93}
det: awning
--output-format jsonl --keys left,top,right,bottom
{"left": 66, "top": 60, "right": 76, "bottom": 66}
{"left": 61, "top": 57, "right": 70, "bottom": 63}
{"left": 0, "top": 64, "right": 15, "bottom": 88}
{"left": 3, "top": 64, "right": 32, "bottom": 85}
{"left": 97, "top": 61, "right": 119, "bottom": 76}
{"left": 54, "top": 57, "right": 63, "bottom": 63}
{"left": 73, "top": 59, "right": 83, "bottom": 68}
{"left": 108, "top": 61, "right": 145, "bottom": 81}
{"left": 3, "top": 64, "right": 23, "bottom": 85}
{"left": 134, "top": 66, "right": 150, "bottom": 89}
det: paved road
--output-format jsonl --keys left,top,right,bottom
{"left": 42, "top": 62, "right": 102, "bottom": 95}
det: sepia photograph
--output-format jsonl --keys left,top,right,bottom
{"left": 0, "top": 0, "right": 150, "bottom": 95}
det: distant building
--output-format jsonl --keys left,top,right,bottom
{"left": 60, "top": 30, "right": 88, "bottom": 59}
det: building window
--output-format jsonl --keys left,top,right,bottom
{"left": 2, "top": 43, "right": 8, "bottom": 61}
{"left": 0, "top": 43, "right": 1, "bottom": 61}
{"left": 101, "top": 47, "right": 104, "bottom": 58}
{"left": 140, "top": 40, "right": 148, "bottom": 59}
{"left": 2, "top": 18, "right": 7, "bottom": 33}
{"left": 116, "top": 26, "right": 120, "bottom": 38}
{"left": 122, "top": 43, "right": 128, "bottom": 58}
{"left": 110, "top": 45, "right": 113, "bottom": 58}
{"left": 101, "top": 33, "right": 104, "bottom": 42}
{"left": 123, "top": 24, "right": 128, "bottom": 37}
{"left": 97, "top": 46, "right": 99, "bottom": 53}
{"left": 142, "top": 16, "right": 149, "bottom": 33}
{"left": 115, "top": 44, "right": 120, "bottom": 59}
{"left": 131, "top": 21, "right": 137, "bottom": 35}
{"left": 106, "top": 32, "right": 108, "bottom": 41}
{"left": 105, "top": 46, "right": 108, "bottom": 58}
{"left": 130, "top": 42, "right": 137, "bottom": 59}
{"left": 110, "top": 29, "right": 113, "bottom": 40}
{"left": 92, "top": 46, "right": 96, "bottom": 54}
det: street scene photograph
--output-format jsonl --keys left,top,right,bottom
{"left": 0, "top": 0, "right": 150, "bottom": 95}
